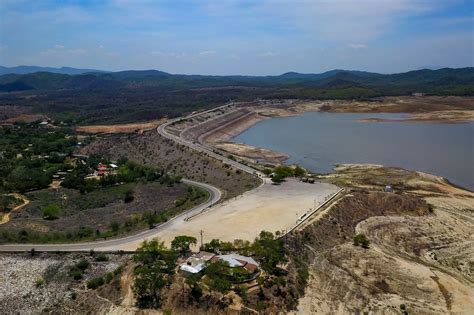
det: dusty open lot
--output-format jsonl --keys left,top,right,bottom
{"left": 112, "top": 179, "right": 339, "bottom": 250}
{"left": 75, "top": 119, "right": 165, "bottom": 134}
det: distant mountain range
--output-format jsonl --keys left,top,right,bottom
{"left": 0, "top": 66, "right": 473, "bottom": 95}
{"left": 0, "top": 65, "right": 107, "bottom": 76}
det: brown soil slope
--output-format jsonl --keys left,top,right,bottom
{"left": 291, "top": 165, "right": 474, "bottom": 314}
{"left": 82, "top": 131, "right": 260, "bottom": 200}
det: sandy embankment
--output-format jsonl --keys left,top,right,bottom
{"left": 198, "top": 101, "right": 323, "bottom": 165}
{"left": 324, "top": 96, "right": 474, "bottom": 123}
{"left": 358, "top": 110, "right": 474, "bottom": 124}
{"left": 76, "top": 119, "right": 165, "bottom": 134}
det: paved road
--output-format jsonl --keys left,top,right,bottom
{"left": 157, "top": 104, "right": 266, "bottom": 179}
{"left": 0, "top": 179, "right": 221, "bottom": 252}
{"left": 0, "top": 103, "right": 264, "bottom": 252}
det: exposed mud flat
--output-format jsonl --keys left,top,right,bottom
{"left": 213, "top": 142, "right": 289, "bottom": 164}
{"left": 174, "top": 97, "right": 473, "bottom": 166}
{"left": 323, "top": 96, "right": 474, "bottom": 123}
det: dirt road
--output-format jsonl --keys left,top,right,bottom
{"left": 0, "top": 194, "right": 29, "bottom": 225}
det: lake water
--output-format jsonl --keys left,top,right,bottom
{"left": 233, "top": 112, "right": 474, "bottom": 191}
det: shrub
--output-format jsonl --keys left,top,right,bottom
{"left": 114, "top": 265, "right": 124, "bottom": 275}
{"left": 42, "top": 204, "right": 60, "bottom": 220}
{"left": 95, "top": 254, "right": 109, "bottom": 262}
{"left": 35, "top": 277, "right": 44, "bottom": 287}
{"left": 109, "top": 221, "right": 120, "bottom": 233}
{"left": 234, "top": 285, "right": 247, "bottom": 299}
{"left": 104, "top": 272, "right": 114, "bottom": 283}
{"left": 353, "top": 234, "right": 370, "bottom": 248}
{"left": 124, "top": 189, "right": 134, "bottom": 203}
{"left": 190, "top": 284, "right": 203, "bottom": 300}
{"left": 76, "top": 259, "right": 90, "bottom": 271}
{"left": 87, "top": 277, "right": 105, "bottom": 289}
{"left": 69, "top": 268, "right": 83, "bottom": 280}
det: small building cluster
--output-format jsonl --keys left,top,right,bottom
{"left": 179, "top": 251, "right": 260, "bottom": 276}
{"left": 91, "top": 163, "right": 118, "bottom": 177}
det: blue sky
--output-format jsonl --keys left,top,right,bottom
{"left": 0, "top": 0, "right": 473, "bottom": 75}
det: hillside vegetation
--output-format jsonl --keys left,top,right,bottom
{"left": 0, "top": 68, "right": 472, "bottom": 124}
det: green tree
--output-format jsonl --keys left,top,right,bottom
{"left": 133, "top": 240, "right": 178, "bottom": 309}
{"left": 294, "top": 165, "right": 306, "bottom": 177}
{"left": 252, "top": 231, "right": 287, "bottom": 273}
{"left": 171, "top": 235, "right": 197, "bottom": 255}
{"left": 124, "top": 189, "right": 134, "bottom": 203}
{"left": 42, "top": 204, "right": 60, "bottom": 220}
{"left": 271, "top": 173, "right": 285, "bottom": 184}
{"left": 205, "top": 260, "right": 232, "bottom": 293}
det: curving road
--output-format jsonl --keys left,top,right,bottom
{"left": 0, "top": 103, "right": 264, "bottom": 252}
{"left": 157, "top": 104, "right": 266, "bottom": 179}
{"left": 0, "top": 179, "right": 221, "bottom": 252}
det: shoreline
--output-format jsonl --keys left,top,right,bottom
{"left": 163, "top": 95, "right": 474, "bottom": 177}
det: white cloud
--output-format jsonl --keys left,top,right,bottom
{"left": 149, "top": 51, "right": 188, "bottom": 59}
{"left": 54, "top": 44, "right": 65, "bottom": 50}
{"left": 348, "top": 43, "right": 367, "bottom": 50}
{"left": 259, "top": 51, "right": 279, "bottom": 57}
{"left": 67, "top": 49, "right": 87, "bottom": 54}
{"left": 198, "top": 50, "right": 217, "bottom": 57}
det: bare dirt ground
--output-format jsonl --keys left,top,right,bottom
{"left": 0, "top": 105, "right": 37, "bottom": 123}
{"left": 322, "top": 96, "right": 474, "bottom": 122}
{"left": 293, "top": 164, "right": 474, "bottom": 314}
{"left": 1, "top": 113, "right": 48, "bottom": 124}
{"left": 112, "top": 179, "right": 339, "bottom": 250}
{"left": 76, "top": 119, "right": 165, "bottom": 134}
{"left": 212, "top": 142, "right": 288, "bottom": 164}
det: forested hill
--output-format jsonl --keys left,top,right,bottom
{"left": 0, "top": 67, "right": 473, "bottom": 95}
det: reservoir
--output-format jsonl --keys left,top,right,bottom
{"left": 233, "top": 112, "right": 474, "bottom": 191}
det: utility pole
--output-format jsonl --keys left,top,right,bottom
{"left": 200, "top": 230, "right": 203, "bottom": 250}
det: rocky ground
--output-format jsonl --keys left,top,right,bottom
{"left": 0, "top": 253, "right": 130, "bottom": 314}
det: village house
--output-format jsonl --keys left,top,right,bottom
{"left": 179, "top": 251, "right": 215, "bottom": 274}
{"left": 211, "top": 254, "right": 260, "bottom": 273}
{"left": 96, "top": 163, "right": 108, "bottom": 176}
{"left": 179, "top": 251, "right": 260, "bottom": 275}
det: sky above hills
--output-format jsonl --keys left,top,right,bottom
{"left": 0, "top": 0, "right": 473, "bottom": 75}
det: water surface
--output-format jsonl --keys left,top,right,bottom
{"left": 233, "top": 112, "right": 474, "bottom": 191}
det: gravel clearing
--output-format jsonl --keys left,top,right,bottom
{"left": 0, "top": 253, "right": 129, "bottom": 314}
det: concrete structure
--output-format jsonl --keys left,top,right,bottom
{"left": 179, "top": 252, "right": 260, "bottom": 274}
{"left": 179, "top": 251, "right": 216, "bottom": 274}
{"left": 211, "top": 253, "right": 259, "bottom": 273}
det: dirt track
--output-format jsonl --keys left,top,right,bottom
{"left": 0, "top": 194, "right": 29, "bottom": 225}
